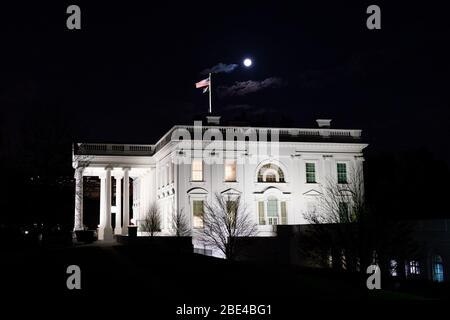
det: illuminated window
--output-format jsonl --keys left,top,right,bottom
{"left": 265, "top": 173, "right": 276, "bottom": 182}
{"left": 390, "top": 260, "right": 398, "bottom": 277}
{"left": 337, "top": 163, "right": 347, "bottom": 184}
{"left": 191, "top": 159, "right": 203, "bottom": 181}
{"left": 433, "top": 255, "right": 444, "bottom": 282}
{"left": 224, "top": 160, "right": 237, "bottom": 182}
{"left": 405, "top": 260, "right": 420, "bottom": 277}
{"left": 338, "top": 202, "right": 349, "bottom": 223}
{"left": 305, "top": 163, "right": 316, "bottom": 183}
{"left": 192, "top": 200, "right": 204, "bottom": 228}
{"left": 226, "top": 200, "right": 237, "bottom": 222}
{"left": 257, "top": 163, "right": 285, "bottom": 183}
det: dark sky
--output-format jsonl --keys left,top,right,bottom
{"left": 1, "top": 1, "right": 449, "bottom": 168}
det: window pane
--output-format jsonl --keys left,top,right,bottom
{"left": 408, "top": 260, "right": 420, "bottom": 275}
{"left": 226, "top": 200, "right": 237, "bottom": 218}
{"left": 433, "top": 263, "right": 444, "bottom": 282}
{"left": 192, "top": 159, "right": 203, "bottom": 181}
{"left": 339, "top": 202, "right": 349, "bottom": 222}
{"left": 193, "top": 200, "right": 204, "bottom": 228}
{"left": 224, "top": 160, "right": 237, "bottom": 181}
{"left": 257, "top": 163, "right": 285, "bottom": 183}
{"left": 390, "top": 260, "right": 398, "bottom": 277}
{"left": 267, "top": 199, "right": 278, "bottom": 217}
{"left": 306, "top": 163, "right": 316, "bottom": 183}
{"left": 337, "top": 163, "right": 347, "bottom": 183}
{"left": 433, "top": 255, "right": 444, "bottom": 282}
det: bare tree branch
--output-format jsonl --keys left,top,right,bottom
{"left": 140, "top": 202, "right": 161, "bottom": 237}
{"left": 199, "top": 193, "right": 258, "bottom": 260}
{"left": 172, "top": 208, "right": 191, "bottom": 237}
{"left": 302, "top": 164, "right": 416, "bottom": 272}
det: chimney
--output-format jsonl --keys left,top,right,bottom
{"left": 206, "top": 115, "right": 221, "bottom": 125}
{"left": 316, "top": 119, "right": 332, "bottom": 128}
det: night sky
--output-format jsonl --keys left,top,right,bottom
{"left": 0, "top": 1, "right": 449, "bottom": 170}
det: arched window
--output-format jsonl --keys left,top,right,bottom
{"left": 257, "top": 164, "right": 285, "bottom": 182}
{"left": 433, "top": 255, "right": 444, "bottom": 282}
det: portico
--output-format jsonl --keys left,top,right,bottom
{"left": 72, "top": 145, "right": 154, "bottom": 240}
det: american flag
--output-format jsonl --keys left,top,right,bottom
{"left": 195, "top": 77, "right": 210, "bottom": 89}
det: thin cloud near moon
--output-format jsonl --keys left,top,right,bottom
{"left": 200, "top": 63, "right": 239, "bottom": 75}
{"left": 219, "top": 77, "right": 287, "bottom": 97}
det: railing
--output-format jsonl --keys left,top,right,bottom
{"left": 153, "top": 125, "right": 362, "bottom": 151}
{"left": 75, "top": 125, "right": 362, "bottom": 156}
{"left": 75, "top": 143, "right": 154, "bottom": 156}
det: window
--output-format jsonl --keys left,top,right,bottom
{"left": 258, "top": 201, "right": 265, "bottom": 225}
{"left": 191, "top": 159, "right": 203, "bottom": 181}
{"left": 257, "top": 163, "right": 285, "bottom": 182}
{"left": 338, "top": 202, "right": 349, "bottom": 223}
{"left": 433, "top": 255, "right": 444, "bottom": 282}
{"left": 405, "top": 260, "right": 420, "bottom": 277}
{"left": 171, "top": 162, "right": 175, "bottom": 183}
{"left": 224, "top": 160, "right": 237, "bottom": 182}
{"left": 341, "top": 249, "right": 347, "bottom": 270}
{"left": 337, "top": 163, "right": 347, "bottom": 184}
{"left": 267, "top": 198, "right": 278, "bottom": 225}
{"left": 390, "top": 260, "right": 398, "bottom": 277}
{"left": 305, "top": 163, "right": 316, "bottom": 183}
{"left": 280, "top": 201, "right": 287, "bottom": 224}
{"left": 226, "top": 200, "right": 237, "bottom": 221}
{"left": 166, "top": 165, "right": 169, "bottom": 185}
{"left": 265, "top": 172, "right": 277, "bottom": 182}
{"left": 192, "top": 200, "right": 204, "bottom": 228}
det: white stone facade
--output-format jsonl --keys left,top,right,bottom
{"left": 72, "top": 118, "right": 368, "bottom": 252}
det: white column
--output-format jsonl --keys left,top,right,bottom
{"left": 99, "top": 168, "right": 113, "bottom": 241}
{"left": 114, "top": 176, "right": 122, "bottom": 235}
{"left": 73, "top": 168, "right": 84, "bottom": 231}
{"left": 122, "top": 167, "right": 130, "bottom": 235}
{"left": 99, "top": 175, "right": 106, "bottom": 230}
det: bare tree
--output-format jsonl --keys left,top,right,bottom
{"left": 302, "top": 165, "right": 416, "bottom": 272}
{"left": 141, "top": 203, "right": 161, "bottom": 237}
{"left": 200, "top": 193, "right": 258, "bottom": 260}
{"left": 172, "top": 208, "right": 191, "bottom": 237}
{"left": 304, "top": 165, "right": 365, "bottom": 225}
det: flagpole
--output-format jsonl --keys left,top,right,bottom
{"left": 208, "top": 72, "right": 212, "bottom": 114}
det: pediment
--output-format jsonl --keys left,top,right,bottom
{"left": 303, "top": 189, "right": 322, "bottom": 196}
{"left": 186, "top": 187, "right": 208, "bottom": 195}
{"left": 253, "top": 186, "right": 285, "bottom": 195}
{"left": 220, "top": 188, "right": 241, "bottom": 196}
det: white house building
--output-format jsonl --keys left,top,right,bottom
{"left": 72, "top": 117, "right": 368, "bottom": 252}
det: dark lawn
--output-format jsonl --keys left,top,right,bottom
{"left": 0, "top": 242, "right": 425, "bottom": 302}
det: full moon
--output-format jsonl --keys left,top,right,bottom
{"left": 243, "top": 58, "right": 252, "bottom": 67}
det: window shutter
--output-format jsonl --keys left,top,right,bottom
{"left": 281, "top": 201, "right": 287, "bottom": 224}
{"left": 258, "top": 201, "right": 265, "bottom": 225}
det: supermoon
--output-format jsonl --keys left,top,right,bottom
{"left": 243, "top": 58, "right": 252, "bottom": 67}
